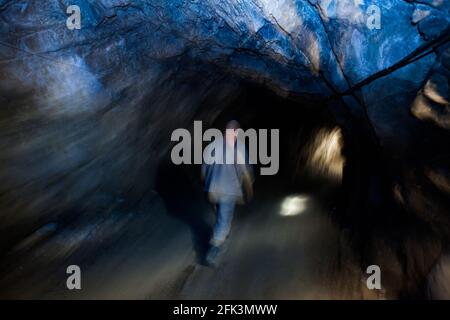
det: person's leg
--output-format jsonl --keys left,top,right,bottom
{"left": 211, "top": 198, "right": 236, "bottom": 246}
{"left": 204, "top": 196, "right": 236, "bottom": 265}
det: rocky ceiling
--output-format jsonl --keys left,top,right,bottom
{"left": 0, "top": 0, "right": 449, "bottom": 297}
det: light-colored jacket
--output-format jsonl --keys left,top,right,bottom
{"left": 201, "top": 137, "right": 254, "bottom": 204}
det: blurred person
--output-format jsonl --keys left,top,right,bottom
{"left": 201, "top": 120, "right": 254, "bottom": 266}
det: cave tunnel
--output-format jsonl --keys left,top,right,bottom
{"left": 154, "top": 83, "right": 347, "bottom": 298}
{"left": 0, "top": 0, "right": 450, "bottom": 301}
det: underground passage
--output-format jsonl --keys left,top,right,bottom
{"left": 0, "top": 0, "right": 449, "bottom": 301}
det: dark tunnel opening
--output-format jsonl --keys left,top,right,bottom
{"left": 1, "top": 0, "right": 450, "bottom": 303}
{"left": 149, "top": 79, "right": 448, "bottom": 299}
{"left": 0, "top": 75, "right": 433, "bottom": 299}
{"left": 1, "top": 65, "right": 446, "bottom": 300}
{"left": 1, "top": 55, "right": 449, "bottom": 300}
{"left": 146, "top": 79, "right": 407, "bottom": 300}
{"left": 0, "top": 0, "right": 450, "bottom": 300}
{"left": 154, "top": 82, "right": 346, "bottom": 269}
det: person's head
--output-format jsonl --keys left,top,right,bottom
{"left": 225, "top": 120, "right": 240, "bottom": 145}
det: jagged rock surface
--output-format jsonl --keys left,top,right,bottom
{"left": 0, "top": 0, "right": 449, "bottom": 297}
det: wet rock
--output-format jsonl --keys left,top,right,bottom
{"left": 425, "top": 166, "right": 450, "bottom": 195}
{"left": 418, "top": 15, "right": 450, "bottom": 41}
{"left": 427, "top": 253, "right": 450, "bottom": 299}
{"left": 361, "top": 53, "right": 435, "bottom": 157}
{"left": 314, "top": 0, "right": 426, "bottom": 84}
{"left": 0, "top": 0, "right": 449, "bottom": 298}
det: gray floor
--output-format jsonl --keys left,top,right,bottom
{"left": 0, "top": 179, "right": 383, "bottom": 300}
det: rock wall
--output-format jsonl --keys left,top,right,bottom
{"left": 0, "top": 0, "right": 449, "bottom": 297}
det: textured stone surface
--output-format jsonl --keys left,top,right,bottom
{"left": 0, "top": 0, "right": 449, "bottom": 297}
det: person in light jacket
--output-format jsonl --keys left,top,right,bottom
{"left": 201, "top": 120, "right": 254, "bottom": 265}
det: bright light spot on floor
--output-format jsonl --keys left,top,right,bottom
{"left": 280, "top": 195, "right": 310, "bottom": 217}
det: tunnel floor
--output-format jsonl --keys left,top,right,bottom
{"left": 0, "top": 173, "right": 386, "bottom": 300}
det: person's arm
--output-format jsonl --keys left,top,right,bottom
{"left": 237, "top": 146, "right": 254, "bottom": 201}
{"left": 202, "top": 142, "right": 214, "bottom": 181}
{"left": 242, "top": 166, "right": 254, "bottom": 201}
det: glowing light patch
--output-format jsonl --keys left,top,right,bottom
{"left": 303, "top": 127, "right": 344, "bottom": 182}
{"left": 280, "top": 195, "right": 310, "bottom": 217}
